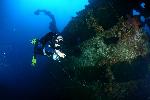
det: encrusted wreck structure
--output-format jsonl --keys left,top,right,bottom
{"left": 61, "top": 0, "right": 150, "bottom": 100}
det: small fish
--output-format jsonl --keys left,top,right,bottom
{"left": 144, "top": 24, "right": 150, "bottom": 35}
{"left": 140, "top": 2, "right": 145, "bottom": 8}
{"left": 140, "top": 16, "right": 145, "bottom": 23}
{"left": 132, "top": 9, "right": 140, "bottom": 16}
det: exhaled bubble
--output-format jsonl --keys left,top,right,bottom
{"left": 0, "top": 44, "right": 12, "bottom": 67}
{"left": 0, "top": 51, "right": 8, "bottom": 67}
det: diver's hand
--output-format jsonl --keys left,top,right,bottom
{"left": 55, "top": 50, "right": 66, "bottom": 58}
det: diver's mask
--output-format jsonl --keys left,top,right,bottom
{"left": 55, "top": 35, "right": 63, "bottom": 47}
{"left": 56, "top": 35, "right": 63, "bottom": 41}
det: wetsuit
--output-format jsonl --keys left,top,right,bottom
{"left": 34, "top": 32, "right": 60, "bottom": 58}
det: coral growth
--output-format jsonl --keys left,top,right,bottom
{"left": 62, "top": 0, "right": 150, "bottom": 100}
{"left": 63, "top": 16, "right": 150, "bottom": 100}
{"left": 69, "top": 17, "right": 150, "bottom": 68}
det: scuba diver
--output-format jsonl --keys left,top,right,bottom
{"left": 31, "top": 10, "right": 66, "bottom": 66}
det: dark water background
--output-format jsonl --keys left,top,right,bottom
{"left": 0, "top": 0, "right": 88, "bottom": 99}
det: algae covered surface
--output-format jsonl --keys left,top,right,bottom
{"left": 61, "top": 0, "right": 150, "bottom": 100}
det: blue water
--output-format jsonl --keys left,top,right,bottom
{"left": 0, "top": 0, "right": 89, "bottom": 99}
